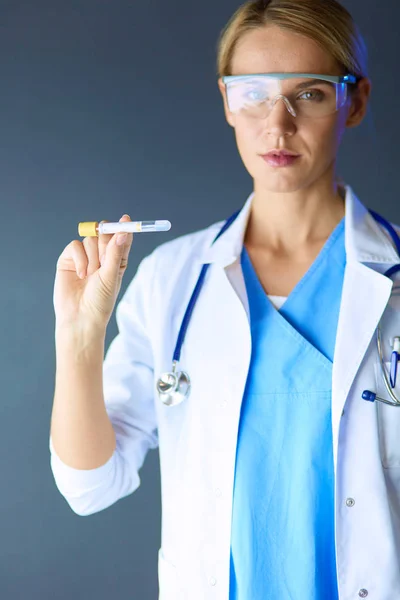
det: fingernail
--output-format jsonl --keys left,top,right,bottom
{"left": 100, "top": 254, "right": 105, "bottom": 266}
{"left": 117, "top": 233, "right": 128, "bottom": 246}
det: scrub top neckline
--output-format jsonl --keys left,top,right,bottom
{"left": 241, "top": 217, "right": 345, "bottom": 372}
{"left": 281, "top": 216, "right": 345, "bottom": 310}
{"left": 243, "top": 216, "right": 345, "bottom": 311}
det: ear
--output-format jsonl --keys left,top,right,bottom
{"left": 218, "top": 77, "right": 235, "bottom": 128}
{"left": 345, "top": 77, "right": 372, "bottom": 129}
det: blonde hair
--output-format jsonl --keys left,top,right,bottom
{"left": 216, "top": 0, "right": 368, "bottom": 85}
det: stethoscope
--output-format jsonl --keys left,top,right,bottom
{"left": 156, "top": 208, "right": 400, "bottom": 408}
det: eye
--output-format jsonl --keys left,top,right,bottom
{"left": 298, "top": 89, "right": 325, "bottom": 102}
{"left": 245, "top": 88, "right": 267, "bottom": 102}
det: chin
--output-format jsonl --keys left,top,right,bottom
{"left": 255, "top": 173, "right": 308, "bottom": 194}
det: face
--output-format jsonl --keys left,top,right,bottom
{"left": 217, "top": 25, "right": 371, "bottom": 194}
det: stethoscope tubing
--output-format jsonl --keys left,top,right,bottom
{"left": 157, "top": 205, "right": 400, "bottom": 408}
{"left": 172, "top": 209, "right": 241, "bottom": 364}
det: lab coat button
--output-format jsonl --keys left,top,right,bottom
{"left": 346, "top": 498, "right": 355, "bottom": 507}
{"left": 358, "top": 590, "right": 368, "bottom": 598}
{"left": 215, "top": 488, "right": 222, "bottom": 498}
{"left": 209, "top": 577, "right": 217, "bottom": 586}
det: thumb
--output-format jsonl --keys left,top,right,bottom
{"left": 100, "top": 232, "right": 129, "bottom": 285}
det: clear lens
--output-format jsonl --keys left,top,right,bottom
{"left": 225, "top": 77, "right": 349, "bottom": 119}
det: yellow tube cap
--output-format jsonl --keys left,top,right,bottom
{"left": 78, "top": 221, "right": 99, "bottom": 237}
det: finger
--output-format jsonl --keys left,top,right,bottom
{"left": 118, "top": 214, "right": 134, "bottom": 264}
{"left": 97, "top": 220, "right": 113, "bottom": 267}
{"left": 57, "top": 240, "right": 89, "bottom": 280}
{"left": 98, "top": 215, "right": 132, "bottom": 266}
{"left": 100, "top": 215, "right": 133, "bottom": 285}
{"left": 101, "top": 214, "right": 133, "bottom": 267}
{"left": 82, "top": 235, "right": 102, "bottom": 277}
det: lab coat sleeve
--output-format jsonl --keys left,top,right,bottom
{"left": 49, "top": 251, "right": 159, "bottom": 516}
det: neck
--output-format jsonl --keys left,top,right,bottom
{"left": 244, "top": 177, "right": 345, "bottom": 257}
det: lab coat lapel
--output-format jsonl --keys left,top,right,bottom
{"left": 328, "top": 189, "right": 397, "bottom": 473}
{"left": 196, "top": 184, "right": 399, "bottom": 476}
{"left": 331, "top": 261, "right": 392, "bottom": 470}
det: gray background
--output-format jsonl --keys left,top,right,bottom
{"left": 0, "top": 0, "right": 398, "bottom": 598}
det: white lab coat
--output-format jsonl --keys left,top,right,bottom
{"left": 50, "top": 184, "right": 400, "bottom": 600}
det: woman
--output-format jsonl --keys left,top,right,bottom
{"left": 50, "top": 1, "right": 400, "bottom": 598}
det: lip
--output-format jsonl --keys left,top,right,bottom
{"left": 261, "top": 153, "right": 300, "bottom": 168}
{"left": 261, "top": 149, "right": 300, "bottom": 158}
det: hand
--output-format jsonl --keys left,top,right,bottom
{"left": 53, "top": 214, "right": 134, "bottom": 332}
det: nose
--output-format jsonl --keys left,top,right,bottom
{"left": 264, "top": 96, "right": 296, "bottom": 137}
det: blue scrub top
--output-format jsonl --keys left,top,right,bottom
{"left": 229, "top": 217, "right": 346, "bottom": 600}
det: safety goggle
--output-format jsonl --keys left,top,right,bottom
{"left": 221, "top": 73, "right": 358, "bottom": 119}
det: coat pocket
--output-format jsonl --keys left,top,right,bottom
{"left": 158, "top": 548, "right": 181, "bottom": 600}
{"left": 374, "top": 361, "right": 400, "bottom": 468}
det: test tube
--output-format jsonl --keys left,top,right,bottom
{"left": 78, "top": 220, "right": 172, "bottom": 237}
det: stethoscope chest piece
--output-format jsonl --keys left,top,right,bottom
{"left": 156, "top": 361, "right": 191, "bottom": 406}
